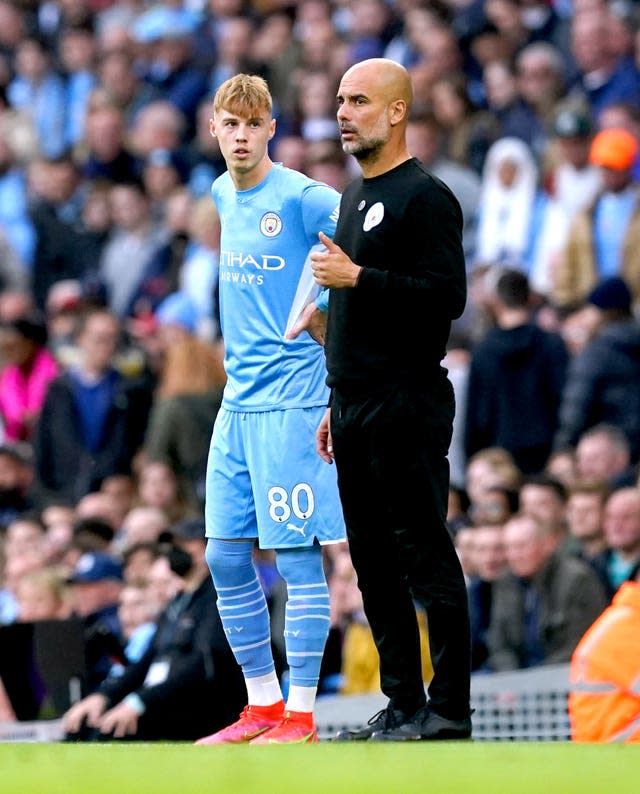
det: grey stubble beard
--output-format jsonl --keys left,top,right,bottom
{"left": 340, "top": 109, "right": 390, "bottom": 166}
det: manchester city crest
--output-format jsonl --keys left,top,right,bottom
{"left": 260, "top": 212, "right": 283, "bottom": 237}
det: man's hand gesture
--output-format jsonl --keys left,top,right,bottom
{"left": 310, "top": 232, "right": 362, "bottom": 289}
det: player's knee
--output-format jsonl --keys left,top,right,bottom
{"left": 275, "top": 544, "right": 325, "bottom": 587}
{"left": 205, "top": 538, "right": 254, "bottom": 582}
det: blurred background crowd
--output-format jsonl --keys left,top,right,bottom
{"left": 1, "top": 0, "right": 640, "bottom": 738}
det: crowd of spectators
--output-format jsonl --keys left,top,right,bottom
{"left": 1, "top": 0, "right": 640, "bottom": 737}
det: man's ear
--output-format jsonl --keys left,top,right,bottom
{"left": 390, "top": 99, "right": 407, "bottom": 127}
{"left": 268, "top": 118, "right": 277, "bottom": 140}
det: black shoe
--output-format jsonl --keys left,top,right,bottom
{"left": 333, "top": 705, "right": 412, "bottom": 742}
{"left": 370, "top": 705, "right": 473, "bottom": 742}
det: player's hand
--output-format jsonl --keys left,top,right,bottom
{"left": 62, "top": 693, "right": 108, "bottom": 734}
{"left": 99, "top": 702, "right": 140, "bottom": 738}
{"left": 285, "top": 302, "right": 327, "bottom": 345}
{"left": 316, "top": 407, "right": 334, "bottom": 464}
{"left": 311, "top": 232, "right": 362, "bottom": 288}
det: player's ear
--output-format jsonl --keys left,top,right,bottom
{"left": 210, "top": 118, "right": 216, "bottom": 138}
{"left": 268, "top": 119, "right": 276, "bottom": 140}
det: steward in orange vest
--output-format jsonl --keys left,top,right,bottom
{"left": 569, "top": 580, "right": 640, "bottom": 742}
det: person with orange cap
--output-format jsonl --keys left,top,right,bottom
{"left": 552, "top": 127, "right": 640, "bottom": 311}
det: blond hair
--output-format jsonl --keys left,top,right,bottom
{"left": 18, "top": 567, "right": 70, "bottom": 612}
{"left": 213, "top": 73, "right": 272, "bottom": 118}
{"left": 467, "top": 447, "right": 523, "bottom": 491}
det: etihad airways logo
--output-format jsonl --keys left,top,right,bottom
{"left": 220, "top": 271, "right": 264, "bottom": 284}
{"left": 220, "top": 250, "right": 285, "bottom": 270}
{"left": 219, "top": 249, "right": 286, "bottom": 286}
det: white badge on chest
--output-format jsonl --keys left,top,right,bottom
{"left": 363, "top": 202, "right": 384, "bottom": 231}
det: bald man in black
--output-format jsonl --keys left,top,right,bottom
{"left": 310, "top": 58, "right": 472, "bottom": 741}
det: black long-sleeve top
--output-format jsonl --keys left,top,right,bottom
{"left": 325, "top": 158, "right": 466, "bottom": 397}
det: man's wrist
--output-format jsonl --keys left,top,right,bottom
{"left": 353, "top": 266, "right": 363, "bottom": 287}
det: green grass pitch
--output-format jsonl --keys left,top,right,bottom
{"left": 3, "top": 742, "right": 640, "bottom": 794}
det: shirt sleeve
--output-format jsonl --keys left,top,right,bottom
{"left": 300, "top": 183, "right": 341, "bottom": 244}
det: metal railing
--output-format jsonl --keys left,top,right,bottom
{"left": 315, "top": 664, "right": 571, "bottom": 741}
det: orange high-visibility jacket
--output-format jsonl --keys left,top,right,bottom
{"left": 569, "top": 582, "right": 640, "bottom": 743}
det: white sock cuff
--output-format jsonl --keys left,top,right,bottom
{"left": 286, "top": 684, "right": 318, "bottom": 713}
{"left": 245, "top": 671, "right": 283, "bottom": 706}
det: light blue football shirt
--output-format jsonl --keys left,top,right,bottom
{"left": 212, "top": 163, "right": 340, "bottom": 412}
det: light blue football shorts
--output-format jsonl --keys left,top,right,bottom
{"left": 205, "top": 406, "right": 346, "bottom": 549}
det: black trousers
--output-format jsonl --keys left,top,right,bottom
{"left": 331, "top": 382, "right": 471, "bottom": 719}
